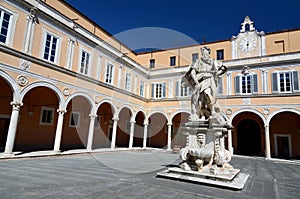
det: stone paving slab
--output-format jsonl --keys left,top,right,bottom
{"left": 0, "top": 150, "right": 300, "bottom": 198}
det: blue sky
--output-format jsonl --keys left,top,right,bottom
{"left": 65, "top": 0, "right": 299, "bottom": 50}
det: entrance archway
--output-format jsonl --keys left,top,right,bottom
{"left": 237, "top": 119, "right": 262, "bottom": 156}
{"left": 232, "top": 111, "right": 264, "bottom": 157}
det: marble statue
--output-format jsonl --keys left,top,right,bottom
{"left": 182, "top": 46, "right": 227, "bottom": 124}
{"left": 179, "top": 46, "right": 233, "bottom": 173}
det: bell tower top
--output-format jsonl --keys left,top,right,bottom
{"left": 240, "top": 16, "right": 255, "bottom": 33}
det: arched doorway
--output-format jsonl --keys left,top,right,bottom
{"left": 171, "top": 112, "right": 190, "bottom": 149}
{"left": 147, "top": 112, "right": 167, "bottom": 148}
{"left": 61, "top": 96, "right": 91, "bottom": 151}
{"left": 0, "top": 77, "right": 13, "bottom": 152}
{"left": 93, "top": 102, "right": 115, "bottom": 149}
{"left": 116, "top": 107, "right": 132, "bottom": 148}
{"left": 133, "top": 111, "right": 146, "bottom": 148}
{"left": 237, "top": 119, "right": 262, "bottom": 156}
{"left": 232, "top": 111, "right": 264, "bottom": 157}
{"left": 270, "top": 111, "right": 300, "bottom": 159}
{"left": 15, "top": 87, "right": 59, "bottom": 152}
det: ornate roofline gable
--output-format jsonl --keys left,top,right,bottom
{"left": 240, "top": 16, "right": 255, "bottom": 33}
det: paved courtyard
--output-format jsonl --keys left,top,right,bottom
{"left": 0, "top": 150, "right": 300, "bottom": 199}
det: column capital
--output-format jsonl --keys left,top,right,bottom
{"left": 57, "top": 109, "right": 67, "bottom": 114}
{"left": 89, "top": 113, "right": 97, "bottom": 119}
{"left": 10, "top": 101, "right": 23, "bottom": 110}
{"left": 167, "top": 123, "right": 173, "bottom": 126}
{"left": 112, "top": 117, "right": 119, "bottom": 122}
{"left": 143, "top": 122, "right": 149, "bottom": 126}
{"left": 130, "top": 120, "right": 136, "bottom": 124}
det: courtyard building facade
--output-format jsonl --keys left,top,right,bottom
{"left": 0, "top": 0, "right": 299, "bottom": 159}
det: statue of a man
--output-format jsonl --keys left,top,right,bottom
{"left": 182, "top": 46, "right": 227, "bottom": 122}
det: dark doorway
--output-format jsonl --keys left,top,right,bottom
{"left": 237, "top": 119, "right": 262, "bottom": 156}
{"left": 277, "top": 136, "right": 290, "bottom": 159}
{"left": 0, "top": 118, "right": 9, "bottom": 152}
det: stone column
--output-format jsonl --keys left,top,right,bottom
{"left": 4, "top": 102, "right": 23, "bottom": 155}
{"left": 265, "top": 124, "right": 271, "bottom": 159}
{"left": 167, "top": 123, "right": 172, "bottom": 151}
{"left": 128, "top": 120, "right": 135, "bottom": 149}
{"left": 87, "top": 113, "right": 97, "bottom": 151}
{"left": 53, "top": 109, "right": 66, "bottom": 153}
{"left": 24, "top": 9, "right": 37, "bottom": 53}
{"left": 110, "top": 118, "right": 119, "bottom": 149}
{"left": 227, "top": 129, "right": 233, "bottom": 155}
{"left": 143, "top": 122, "right": 148, "bottom": 149}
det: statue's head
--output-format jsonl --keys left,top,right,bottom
{"left": 201, "top": 46, "right": 211, "bottom": 54}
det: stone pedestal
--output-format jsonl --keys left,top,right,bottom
{"left": 157, "top": 118, "right": 249, "bottom": 190}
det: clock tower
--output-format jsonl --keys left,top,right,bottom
{"left": 231, "top": 16, "right": 266, "bottom": 59}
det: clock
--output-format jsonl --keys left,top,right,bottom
{"left": 239, "top": 37, "right": 256, "bottom": 52}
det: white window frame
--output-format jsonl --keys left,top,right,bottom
{"left": 69, "top": 112, "right": 80, "bottom": 128}
{"left": 125, "top": 73, "right": 132, "bottom": 92}
{"left": 235, "top": 73, "right": 258, "bottom": 95}
{"left": 152, "top": 83, "right": 166, "bottom": 99}
{"left": 272, "top": 70, "right": 299, "bottom": 93}
{"left": 41, "top": 29, "right": 61, "bottom": 64}
{"left": 105, "top": 62, "right": 115, "bottom": 85}
{"left": 79, "top": 49, "right": 91, "bottom": 76}
{"left": 0, "top": 6, "right": 18, "bottom": 47}
{"left": 40, "top": 107, "right": 54, "bottom": 125}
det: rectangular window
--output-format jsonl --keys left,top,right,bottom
{"left": 40, "top": 107, "right": 54, "bottom": 125}
{"left": 140, "top": 81, "right": 145, "bottom": 97}
{"left": 125, "top": 73, "right": 132, "bottom": 91}
{"left": 150, "top": 59, "right": 155, "bottom": 68}
{"left": 105, "top": 63, "right": 114, "bottom": 84}
{"left": 170, "top": 56, "right": 176, "bottom": 66}
{"left": 176, "top": 80, "right": 191, "bottom": 97}
{"left": 272, "top": 71, "right": 299, "bottom": 93}
{"left": 151, "top": 83, "right": 166, "bottom": 99}
{"left": 69, "top": 112, "right": 80, "bottom": 127}
{"left": 79, "top": 50, "right": 90, "bottom": 75}
{"left": 43, "top": 33, "right": 58, "bottom": 63}
{"left": 216, "top": 49, "right": 224, "bottom": 60}
{"left": 192, "top": 53, "right": 198, "bottom": 63}
{"left": 0, "top": 9, "right": 11, "bottom": 44}
{"left": 235, "top": 74, "right": 258, "bottom": 95}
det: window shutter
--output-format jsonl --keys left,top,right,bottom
{"left": 234, "top": 76, "right": 240, "bottom": 94}
{"left": 151, "top": 84, "right": 155, "bottom": 98}
{"left": 292, "top": 71, "right": 299, "bottom": 91}
{"left": 252, "top": 74, "right": 258, "bottom": 93}
{"left": 162, "top": 83, "right": 166, "bottom": 98}
{"left": 272, "top": 73, "right": 278, "bottom": 92}
{"left": 176, "top": 81, "right": 179, "bottom": 97}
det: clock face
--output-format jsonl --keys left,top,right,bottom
{"left": 239, "top": 37, "right": 257, "bottom": 52}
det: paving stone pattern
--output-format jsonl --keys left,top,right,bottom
{"left": 0, "top": 150, "right": 299, "bottom": 199}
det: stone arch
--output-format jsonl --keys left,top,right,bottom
{"left": 134, "top": 109, "right": 147, "bottom": 120}
{"left": 95, "top": 99, "right": 117, "bottom": 117}
{"left": 231, "top": 109, "right": 266, "bottom": 157}
{"left": 229, "top": 108, "right": 267, "bottom": 126}
{"left": 147, "top": 111, "right": 169, "bottom": 148}
{"left": 0, "top": 70, "right": 21, "bottom": 102}
{"left": 64, "top": 92, "right": 95, "bottom": 112}
{"left": 147, "top": 110, "right": 170, "bottom": 124}
{"left": 117, "top": 104, "right": 135, "bottom": 121}
{"left": 170, "top": 110, "right": 191, "bottom": 122}
{"left": 20, "top": 81, "right": 64, "bottom": 108}
{"left": 268, "top": 109, "right": 300, "bottom": 159}
{"left": 267, "top": 108, "right": 300, "bottom": 124}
